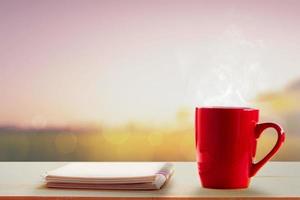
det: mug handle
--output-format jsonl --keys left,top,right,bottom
{"left": 250, "top": 122, "right": 285, "bottom": 177}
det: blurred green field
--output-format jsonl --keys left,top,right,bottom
{"left": 0, "top": 124, "right": 194, "bottom": 161}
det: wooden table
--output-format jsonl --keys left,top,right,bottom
{"left": 0, "top": 162, "right": 300, "bottom": 199}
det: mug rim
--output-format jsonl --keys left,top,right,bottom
{"left": 196, "top": 106, "right": 258, "bottom": 111}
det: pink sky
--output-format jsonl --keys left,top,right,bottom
{"left": 1, "top": 0, "right": 300, "bottom": 126}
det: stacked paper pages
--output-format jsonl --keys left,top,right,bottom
{"left": 45, "top": 162, "right": 174, "bottom": 190}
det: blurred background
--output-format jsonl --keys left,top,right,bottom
{"left": 0, "top": 0, "right": 300, "bottom": 161}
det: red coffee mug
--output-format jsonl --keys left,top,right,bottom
{"left": 195, "top": 107, "right": 285, "bottom": 189}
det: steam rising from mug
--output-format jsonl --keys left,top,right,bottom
{"left": 179, "top": 26, "right": 268, "bottom": 107}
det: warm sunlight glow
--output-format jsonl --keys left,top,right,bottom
{"left": 1, "top": 1, "right": 300, "bottom": 126}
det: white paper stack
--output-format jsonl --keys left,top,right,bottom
{"left": 44, "top": 162, "right": 174, "bottom": 190}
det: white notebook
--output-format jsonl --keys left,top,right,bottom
{"left": 45, "top": 162, "right": 174, "bottom": 190}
